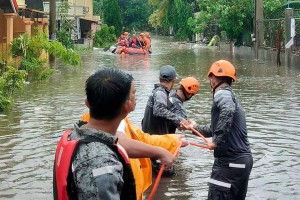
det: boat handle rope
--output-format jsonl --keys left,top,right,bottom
{"left": 147, "top": 141, "right": 182, "bottom": 200}
{"left": 188, "top": 125, "right": 210, "bottom": 144}
{"left": 188, "top": 141, "right": 211, "bottom": 149}
{"left": 147, "top": 126, "right": 212, "bottom": 199}
{"left": 188, "top": 125, "right": 214, "bottom": 150}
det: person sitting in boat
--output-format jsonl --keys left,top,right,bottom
{"left": 137, "top": 33, "right": 145, "bottom": 47}
{"left": 129, "top": 34, "right": 141, "bottom": 48}
{"left": 144, "top": 32, "right": 152, "bottom": 53}
{"left": 144, "top": 32, "right": 151, "bottom": 41}
{"left": 140, "top": 32, "right": 152, "bottom": 53}
{"left": 117, "top": 32, "right": 129, "bottom": 47}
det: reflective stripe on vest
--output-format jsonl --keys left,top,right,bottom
{"left": 208, "top": 178, "right": 231, "bottom": 188}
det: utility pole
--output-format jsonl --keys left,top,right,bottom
{"left": 49, "top": 0, "right": 56, "bottom": 40}
{"left": 285, "top": 8, "right": 293, "bottom": 67}
{"left": 255, "top": 0, "right": 264, "bottom": 60}
{"left": 49, "top": 0, "right": 56, "bottom": 65}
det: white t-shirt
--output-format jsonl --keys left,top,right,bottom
{"left": 117, "top": 120, "right": 126, "bottom": 134}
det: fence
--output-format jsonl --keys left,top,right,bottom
{"left": 258, "top": 17, "right": 300, "bottom": 54}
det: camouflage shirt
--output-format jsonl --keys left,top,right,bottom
{"left": 70, "top": 124, "right": 124, "bottom": 200}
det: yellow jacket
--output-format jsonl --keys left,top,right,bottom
{"left": 80, "top": 113, "right": 180, "bottom": 200}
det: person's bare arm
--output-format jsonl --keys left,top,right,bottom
{"left": 116, "top": 131, "right": 174, "bottom": 167}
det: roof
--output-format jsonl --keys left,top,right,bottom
{"left": 79, "top": 17, "right": 100, "bottom": 23}
{"left": 0, "top": 0, "right": 18, "bottom": 13}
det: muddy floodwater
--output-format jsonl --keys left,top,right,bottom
{"left": 0, "top": 36, "right": 300, "bottom": 200}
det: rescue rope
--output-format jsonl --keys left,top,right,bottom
{"left": 147, "top": 127, "right": 211, "bottom": 199}
{"left": 188, "top": 125, "right": 210, "bottom": 144}
{"left": 188, "top": 141, "right": 211, "bottom": 149}
{"left": 147, "top": 142, "right": 182, "bottom": 200}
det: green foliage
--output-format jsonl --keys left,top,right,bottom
{"left": 57, "top": 29, "right": 74, "bottom": 49}
{"left": 47, "top": 41, "right": 81, "bottom": 66}
{"left": 188, "top": 11, "right": 211, "bottom": 34}
{"left": 11, "top": 34, "right": 30, "bottom": 58}
{"left": 94, "top": 24, "right": 117, "bottom": 48}
{"left": 103, "top": 0, "right": 123, "bottom": 36}
{"left": 0, "top": 66, "right": 27, "bottom": 110}
{"left": 93, "top": 0, "right": 103, "bottom": 17}
{"left": 149, "top": 0, "right": 193, "bottom": 39}
{"left": 243, "top": 31, "right": 252, "bottom": 46}
{"left": 0, "top": 59, "right": 6, "bottom": 75}
{"left": 0, "top": 95, "right": 11, "bottom": 111}
{"left": 20, "top": 58, "right": 54, "bottom": 81}
{"left": 122, "top": 0, "right": 153, "bottom": 30}
{"left": 10, "top": 33, "right": 52, "bottom": 81}
{"left": 56, "top": 1, "right": 74, "bottom": 49}
{"left": 11, "top": 32, "right": 50, "bottom": 59}
{"left": 1, "top": 27, "right": 81, "bottom": 110}
{"left": 219, "top": 5, "right": 243, "bottom": 40}
{"left": 264, "top": 0, "right": 285, "bottom": 19}
{"left": 169, "top": 0, "right": 194, "bottom": 39}
{"left": 187, "top": 0, "right": 253, "bottom": 44}
{"left": 0, "top": 66, "right": 27, "bottom": 97}
{"left": 10, "top": 32, "right": 80, "bottom": 81}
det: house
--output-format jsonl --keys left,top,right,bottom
{"left": 0, "top": 0, "right": 49, "bottom": 61}
{"left": 42, "top": 0, "right": 101, "bottom": 47}
{"left": 0, "top": 0, "right": 101, "bottom": 61}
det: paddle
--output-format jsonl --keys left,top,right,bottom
{"left": 132, "top": 28, "right": 144, "bottom": 49}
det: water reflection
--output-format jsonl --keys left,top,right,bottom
{"left": 0, "top": 36, "right": 300, "bottom": 199}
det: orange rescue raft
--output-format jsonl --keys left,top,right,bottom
{"left": 114, "top": 47, "right": 151, "bottom": 55}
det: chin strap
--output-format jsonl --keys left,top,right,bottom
{"left": 211, "top": 81, "right": 225, "bottom": 94}
{"left": 182, "top": 89, "right": 193, "bottom": 101}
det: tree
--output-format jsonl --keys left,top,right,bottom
{"left": 122, "top": 0, "right": 153, "bottom": 31}
{"left": 189, "top": 0, "right": 253, "bottom": 46}
{"left": 217, "top": 0, "right": 253, "bottom": 45}
{"left": 188, "top": 11, "right": 212, "bottom": 35}
{"left": 264, "top": 0, "right": 285, "bottom": 19}
{"left": 93, "top": 0, "right": 103, "bottom": 17}
{"left": 94, "top": 24, "right": 117, "bottom": 48}
{"left": 148, "top": 0, "right": 193, "bottom": 39}
{"left": 103, "top": 0, "right": 123, "bottom": 36}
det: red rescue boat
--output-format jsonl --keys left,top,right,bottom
{"left": 114, "top": 47, "right": 150, "bottom": 55}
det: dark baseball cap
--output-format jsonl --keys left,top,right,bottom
{"left": 159, "top": 65, "right": 177, "bottom": 81}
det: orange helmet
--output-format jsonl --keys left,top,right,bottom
{"left": 180, "top": 77, "right": 200, "bottom": 94}
{"left": 207, "top": 60, "right": 236, "bottom": 81}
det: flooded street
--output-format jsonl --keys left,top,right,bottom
{"left": 0, "top": 36, "right": 300, "bottom": 199}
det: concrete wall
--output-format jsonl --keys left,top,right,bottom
{"left": 0, "top": 13, "right": 6, "bottom": 43}
{"left": 232, "top": 45, "right": 300, "bottom": 68}
{"left": 17, "top": 0, "right": 26, "bottom": 8}
{"left": 0, "top": 13, "right": 49, "bottom": 61}
{"left": 13, "top": 16, "right": 26, "bottom": 38}
{"left": 68, "top": 0, "right": 93, "bottom": 17}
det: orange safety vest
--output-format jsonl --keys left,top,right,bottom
{"left": 80, "top": 113, "right": 180, "bottom": 200}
